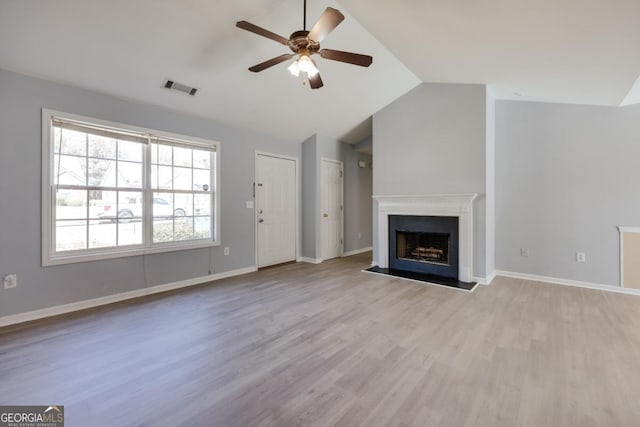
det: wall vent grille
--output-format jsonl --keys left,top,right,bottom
{"left": 163, "top": 79, "right": 198, "bottom": 96}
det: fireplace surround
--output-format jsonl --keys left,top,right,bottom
{"left": 374, "top": 194, "right": 477, "bottom": 283}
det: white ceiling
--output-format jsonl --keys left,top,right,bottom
{"left": 621, "top": 76, "right": 640, "bottom": 106}
{"left": 1, "top": 1, "right": 639, "bottom": 144}
{"left": 0, "top": 0, "right": 419, "bottom": 143}
{"left": 340, "top": 0, "right": 640, "bottom": 106}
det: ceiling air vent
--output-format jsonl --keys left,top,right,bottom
{"left": 163, "top": 79, "right": 198, "bottom": 96}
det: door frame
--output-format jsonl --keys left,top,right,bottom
{"left": 320, "top": 157, "right": 344, "bottom": 259}
{"left": 254, "top": 151, "right": 300, "bottom": 268}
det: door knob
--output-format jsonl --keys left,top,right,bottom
{"left": 323, "top": 213, "right": 329, "bottom": 218}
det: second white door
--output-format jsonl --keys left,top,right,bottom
{"left": 256, "top": 154, "right": 297, "bottom": 268}
{"left": 321, "top": 158, "right": 343, "bottom": 260}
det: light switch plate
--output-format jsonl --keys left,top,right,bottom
{"left": 3, "top": 274, "right": 17, "bottom": 289}
{"left": 246, "top": 201, "right": 254, "bottom": 209}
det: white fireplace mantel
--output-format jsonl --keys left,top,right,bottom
{"left": 374, "top": 194, "right": 478, "bottom": 283}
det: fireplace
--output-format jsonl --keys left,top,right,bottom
{"left": 389, "top": 215, "right": 459, "bottom": 279}
{"left": 374, "top": 194, "right": 477, "bottom": 283}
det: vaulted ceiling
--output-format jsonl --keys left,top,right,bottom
{"left": 1, "top": 0, "right": 638, "bottom": 143}
{"left": 341, "top": 0, "right": 640, "bottom": 106}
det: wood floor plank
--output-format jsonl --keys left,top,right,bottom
{"left": 2, "top": 254, "right": 640, "bottom": 426}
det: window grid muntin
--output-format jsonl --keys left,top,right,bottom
{"left": 53, "top": 125, "right": 147, "bottom": 253}
{"left": 150, "top": 142, "right": 214, "bottom": 244}
{"left": 48, "top": 114, "right": 217, "bottom": 261}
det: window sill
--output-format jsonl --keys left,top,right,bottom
{"left": 43, "top": 240, "right": 220, "bottom": 267}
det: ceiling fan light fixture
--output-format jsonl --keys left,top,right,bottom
{"left": 236, "top": 1, "right": 372, "bottom": 89}
{"left": 297, "top": 54, "right": 314, "bottom": 73}
{"left": 297, "top": 54, "right": 320, "bottom": 78}
{"left": 288, "top": 60, "right": 301, "bottom": 77}
{"left": 306, "top": 61, "right": 320, "bottom": 77}
{"left": 288, "top": 55, "right": 319, "bottom": 78}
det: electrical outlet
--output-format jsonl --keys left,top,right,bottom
{"left": 520, "top": 248, "right": 529, "bottom": 258}
{"left": 224, "top": 247, "right": 230, "bottom": 256}
{"left": 3, "top": 274, "right": 17, "bottom": 289}
{"left": 576, "top": 252, "right": 586, "bottom": 263}
{"left": 358, "top": 232, "right": 362, "bottom": 240}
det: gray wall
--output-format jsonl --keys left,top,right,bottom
{"left": 316, "top": 134, "right": 343, "bottom": 161}
{"left": 0, "top": 69, "right": 300, "bottom": 317}
{"left": 342, "top": 144, "right": 373, "bottom": 253}
{"left": 372, "top": 83, "right": 489, "bottom": 278}
{"left": 354, "top": 136, "right": 372, "bottom": 153}
{"left": 496, "top": 100, "right": 640, "bottom": 286}
{"left": 301, "top": 135, "right": 317, "bottom": 259}
{"left": 485, "top": 91, "right": 496, "bottom": 276}
{"left": 300, "top": 134, "right": 373, "bottom": 259}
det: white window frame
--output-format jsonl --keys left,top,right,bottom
{"left": 42, "top": 108, "right": 220, "bottom": 266}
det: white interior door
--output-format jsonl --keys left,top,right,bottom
{"left": 256, "top": 154, "right": 297, "bottom": 268}
{"left": 321, "top": 159, "right": 343, "bottom": 260}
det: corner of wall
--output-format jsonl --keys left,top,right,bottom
{"left": 301, "top": 135, "right": 318, "bottom": 259}
{"left": 485, "top": 88, "right": 496, "bottom": 277}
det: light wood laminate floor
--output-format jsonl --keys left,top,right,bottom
{"left": 2, "top": 253, "right": 640, "bottom": 426}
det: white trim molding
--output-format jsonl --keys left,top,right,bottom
{"left": 618, "top": 226, "right": 640, "bottom": 288}
{"left": 342, "top": 247, "right": 373, "bottom": 257}
{"left": 618, "top": 226, "right": 640, "bottom": 233}
{"left": 496, "top": 270, "right": 640, "bottom": 297}
{"left": 0, "top": 266, "right": 256, "bottom": 329}
{"left": 373, "top": 194, "right": 478, "bottom": 283}
{"left": 298, "top": 257, "right": 323, "bottom": 264}
{"left": 473, "top": 270, "right": 497, "bottom": 285}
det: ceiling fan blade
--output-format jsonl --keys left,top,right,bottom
{"left": 236, "top": 21, "right": 290, "bottom": 46}
{"left": 319, "top": 49, "right": 373, "bottom": 67}
{"left": 308, "top": 7, "right": 345, "bottom": 43}
{"left": 248, "top": 54, "right": 295, "bottom": 72}
{"left": 308, "top": 73, "right": 324, "bottom": 89}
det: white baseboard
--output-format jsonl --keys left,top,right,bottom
{"left": 341, "top": 247, "right": 373, "bottom": 257}
{"left": 495, "top": 270, "right": 640, "bottom": 297}
{"left": 298, "top": 257, "right": 323, "bottom": 264}
{"left": 473, "top": 270, "right": 497, "bottom": 285}
{"left": 0, "top": 266, "right": 257, "bottom": 328}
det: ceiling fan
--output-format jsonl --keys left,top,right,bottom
{"left": 236, "top": 0, "right": 373, "bottom": 89}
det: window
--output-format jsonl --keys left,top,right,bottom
{"left": 43, "top": 110, "right": 219, "bottom": 265}
{"left": 150, "top": 141, "right": 213, "bottom": 243}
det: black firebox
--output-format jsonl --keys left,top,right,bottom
{"left": 388, "top": 215, "right": 459, "bottom": 279}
